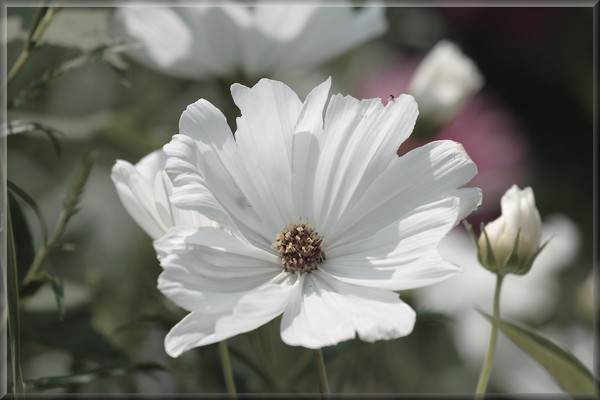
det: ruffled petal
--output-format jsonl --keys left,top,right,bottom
{"left": 231, "top": 79, "right": 303, "bottom": 234}
{"left": 164, "top": 98, "right": 270, "bottom": 248}
{"left": 281, "top": 271, "right": 415, "bottom": 349}
{"left": 155, "top": 226, "right": 281, "bottom": 315}
{"left": 321, "top": 197, "right": 464, "bottom": 291}
{"left": 314, "top": 93, "right": 419, "bottom": 234}
{"left": 292, "top": 77, "right": 331, "bottom": 217}
{"left": 164, "top": 312, "right": 224, "bottom": 357}
{"left": 111, "top": 156, "right": 170, "bottom": 239}
{"left": 328, "top": 140, "right": 480, "bottom": 246}
{"left": 210, "top": 272, "right": 302, "bottom": 345}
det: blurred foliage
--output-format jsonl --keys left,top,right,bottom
{"left": 3, "top": 4, "right": 595, "bottom": 396}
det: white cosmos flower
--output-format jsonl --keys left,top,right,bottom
{"left": 111, "top": 149, "right": 217, "bottom": 239}
{"left": 112, "top": 2, "right": 387, "bottom": 81}
{"left": 155, "top": 77, "right": 482, "bottom": 356}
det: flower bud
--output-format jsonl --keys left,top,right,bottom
{"left": 475, "top": 185, "right": 545, "bottom": 275}
{"left": 408, "top": 40, "right": 483, "bottom": 127}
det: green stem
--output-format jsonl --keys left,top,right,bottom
{"left": 7, "top": 7, "right": 58, "bottom": 84}
{"left": 218, "top": 340, "right": 237, "bottom": 398}
{"left": 475, "top": 274, "right": 505, "bottom": 398}
{"left": 313, "top": 349, "right": 330, "bottom": 398}
{"left": 21, "top": 152, "right": 96, "bottom": 288}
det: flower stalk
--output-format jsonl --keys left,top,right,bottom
{"left": 313, "top": 349, "right": 330, "bottom": 398}
{"left": 22, "top": 152, "right": 96, "bottom": 289}
{"left": 475, "top": 273, "right": 504, "bottom": 398}
{"left": 218, "top": 340, "right": 237, "bottom": 398}
{"left": 7, "top": 7, "right": 59, "bottom": 84}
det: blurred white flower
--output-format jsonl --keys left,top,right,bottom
{"left": 408, "top": 40, "right": 483, "bottom": 124}
{"left": 111, "top": 149, "right": 217, "bottom": 239}
{"left": 477, "top": 185, "right": 543, "bottom": 275}
{"left": 414, "top": 214, "right": 581, "bottom": 392}
{"left": 112, "top": 2, "right": 387, "bottom": 81}
{"left": 155, "top": 77, "right": 482, "bottom": 356}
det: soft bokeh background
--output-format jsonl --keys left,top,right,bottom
{"left": 5, "top": 4, "right": 595, "bottom": 395}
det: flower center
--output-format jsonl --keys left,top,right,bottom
{"left": 272, "top": 223, "right": 326, "bottom": 273}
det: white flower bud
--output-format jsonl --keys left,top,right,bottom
{"left": 477, "top": 185, "right": 544, "bottom": 275}
{"left": 408, "top": 40, "right": 483, "bottom": 125}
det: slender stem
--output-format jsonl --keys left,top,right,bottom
{"left": 313, "top": 349, "right": 330, "bottom": 398}
{"left": 475, "top": 274, "right": 505, "bottom": 398}
{"left": 218, "top": 340, "right": 237, "bottom": 398}
{"left": 7, "top": 7, "right": 58, "bottom": 84}
{"left": 22, "top": 152, "right": 96, "bottom": 288}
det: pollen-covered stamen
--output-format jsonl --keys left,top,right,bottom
{"left": 272, "top": 223, "right": 326, "bottom": 273}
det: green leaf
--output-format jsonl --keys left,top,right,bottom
{"left": 5, "top": 110, "right": 115, "bottom": 141}
{"left": 479, "top": 311, "right": 598, "bottom": 395}
{"left": 3, "top": 120, "right": 63, "bottom": 156}
{"left": 8, "top": 180, "right": 49, "bottom": 244}
{"left": 24, "top": 362, "right": 165, "bottom": 391}
{"left": 50, "top": 276, "right": 65, "bottom": 320}
{"left": 8, "top": 190, "right": 36, "bottom": 283}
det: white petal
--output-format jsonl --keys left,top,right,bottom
{"left": 238, "top": 5, "right": 321, "bottom": 76}
{"left": 295, "top": 77, "right": 331, "bottom": 135}
{"left": 315, "top": 93, "right": 419, "bottom": 233}
{"left": 328, "top": 140, "right": 479, "bottom": 246}
{"left": 155, "top": 226, "right": 281, "bottom": 314}
{"left": 164, "top": 312, "right": 223, "bottom": 358}
{"left": 164, "top": 98, "right": 270, "bottom": 247}
{"left": 322, "top": 197, "right": 463, "bottom": 291}
{"left": 169, "top": 7, "right": 244, "bottom": 76}
{"left": 111, "top": 158, "right": 170, "bottom": 239}
{"left": 291, "top": 77, "right": 331, "bottom": 217}
{"left": 312, "top": 94, "right": 382, "bottom": 231}
{"left": 112, "top": 7, "right": 203, "bottom": 80}
{"left": 281, "top": 271, "right": 415, "bottom": 349}
{"left": 209, "top": 272, "right": 302, "bottom": 344}
{"left": 231, "top": 79, "right": 303, "bottom": 233}
{"left": 247, "top": 3, "right": 387, "bottom": 77}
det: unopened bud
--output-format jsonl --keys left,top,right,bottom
{"left": 470, "top": 185, "right": 547, "bottom": 276}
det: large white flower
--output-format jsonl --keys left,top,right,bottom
{"left": 111, "top": 149, "right": 217, "bottom": 239}
{"left": 155, "top": 77, "right": 482, "bottom": 357}
{"left": 112, "top": 2, "right": 387, "bottom": 81}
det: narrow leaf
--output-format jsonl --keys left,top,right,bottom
{"left": 3, "top": 120, "right": 63, "bottom": 156}
{"left": 50, "top": 276, "right": 65, "bottom": 321}
{"left": 8, "top": 190, "right": 36, "bottom": 283}
{"left": 479, "top": 310, "right": 598, "bottom": 395}
{"left": 8, "top": 180, "right": 49, "bottom": 243}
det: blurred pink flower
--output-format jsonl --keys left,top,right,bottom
{"left": 354, "top": 54, "right": 531, "bottom": 223}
